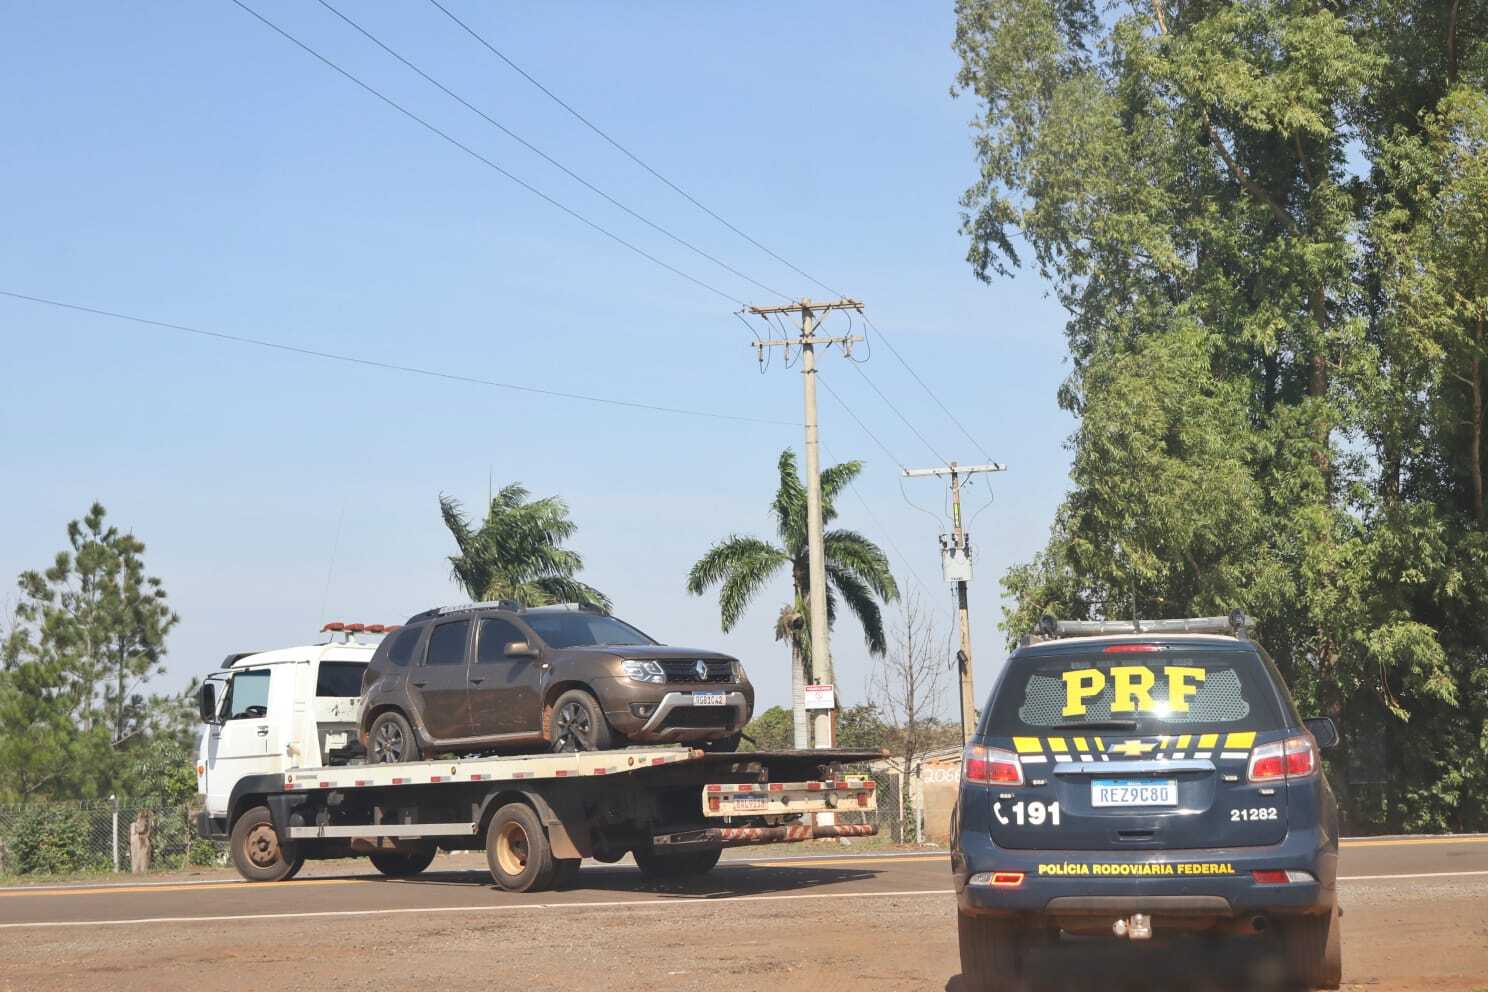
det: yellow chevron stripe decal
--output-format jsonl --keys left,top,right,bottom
{"left": 1224, "top": 731, "right": 1256, "bottom": 749}
{"left": 1198, "top": 733, "right": 1219, "bottom": 749}
{"left": 1047, "top": 737, "right": 1068, "bottom": 753}
{"left": 1013, "top": 737, "right": 1043, "bottom": 754}
{"left": 1072, "top": 737, "right": 1088, "bottom": 752}
{"left": 1094, "top": 737, "right": 1105, "bottom": 752}
{"left": 1176, "top": 734, "right": 1192, "bottom": 749}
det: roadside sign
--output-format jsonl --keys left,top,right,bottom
{"left": 804, "top": 684, "right": 836, "bottom": 711}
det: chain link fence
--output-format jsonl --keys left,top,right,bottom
{"left": 0, "top": 800, "right": 226, "bottom": 877}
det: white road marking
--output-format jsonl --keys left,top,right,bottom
{"left": 0, "top": 888, "right": 954, "bottom": 929}
{"left": 1339, "top": 869, "right": 1488, "bottom": 882}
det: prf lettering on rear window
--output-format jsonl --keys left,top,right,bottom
{"left": 1061, "top": 666, "right": 1207, "bottom": 716}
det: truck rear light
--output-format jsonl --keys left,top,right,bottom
{"left": 1248, "top": 735, "right": 1317, "bottom": 782}
{"left": 964, "top": 744, "right": 1023, "bottom": 786}
{"left": 708, "top": 796, "right": 720, "bottom": 813}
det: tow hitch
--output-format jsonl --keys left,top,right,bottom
{"left": 1112, "top": 913, "right": 1153, "bottom": 940}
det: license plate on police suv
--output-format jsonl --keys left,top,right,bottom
{"left": 693, "top": 692, "right": 726, "bottom": 706}
{"left": 1091, "top": 779, "right": 1178, "bottom": 807}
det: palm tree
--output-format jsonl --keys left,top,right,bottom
{"left": 439, "top": 485, "right": 610, "bottom": 610}
{"left": 687, "top": 449, "right": 899, "bottom": 747}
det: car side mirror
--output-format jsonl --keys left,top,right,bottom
{"left": 199, "top": 682, "right": 220, "bottom": 725}
{"left": 1304, "top": 717, "right": 1339, "bottom": 749}
{"left": 505, "top": 641, "right": 540, "bottom": 659}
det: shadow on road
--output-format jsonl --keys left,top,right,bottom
{"left": 367, "top": 863, "right": 882, "bottom": 899}
{"left": 945, "top": 935, "right": 1297, "bottom": 992}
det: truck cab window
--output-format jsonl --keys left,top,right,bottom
{"left": 226, "top": 668, "right": 271, "bottom": 720}
{"left": 316, "top": 661, "right": 366, "bottom": 697}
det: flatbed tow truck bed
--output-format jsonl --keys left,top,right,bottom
{"left": 206, "top": 746, "right": 882, "bottom": 890}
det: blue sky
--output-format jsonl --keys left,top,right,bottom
{"left": 1, "top": 0, "right": 1073, "bottom": 717}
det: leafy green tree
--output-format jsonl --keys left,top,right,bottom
{"left": 1, "top": 503, "right": 178, "bottom": 800}
{"left": 955, "top": 0, "right": 1488, "bottom": 831}
{"left": 687, "top": 449, "right": 899, "bottom": 748}
{"left": 741, "top": 705, "right": 793, "bottom": 751}
{"left": 439, "top": 486, "right": 609, "bottom": 609}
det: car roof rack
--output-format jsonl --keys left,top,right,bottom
{"left": 402, "top": 599, "right": 609, "bottom": 624}
{"left": 1020, "top": 609, "right": 1250, "bottom": 647}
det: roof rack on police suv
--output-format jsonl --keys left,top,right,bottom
{"left": 1020, "top": 609, "right": 1250, "bottom": 647}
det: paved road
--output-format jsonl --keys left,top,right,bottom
{"left": 2, "top": 838, "right": 1485, "bottom": 992}
{"left": 0, "top": 835, "right": 1483, "bottom": 929}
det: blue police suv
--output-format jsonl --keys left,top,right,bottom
{"left": 951, "top": 613, "right": 1341, "bottom": 990}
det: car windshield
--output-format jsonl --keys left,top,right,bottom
{"left": 523, "top": 612, "right": 655, "bottom": 648}
{"left": 986, "top": 647, "right": 1284, "bottom": 736}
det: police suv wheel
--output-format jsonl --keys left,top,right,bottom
{"left": 1280, "top": 905, "right": 1342, "bottom": 990}
{"left": 957, "top": 912, "right": 1023, "bottom": 992}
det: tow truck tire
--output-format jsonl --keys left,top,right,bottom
{"left": 485, "top": 803, "right": 556, "bottom": 892}
{"left": 368, "top": 710, "right": 421, "bottom": 764}
{"left": 549, "top": 689, "right": 614, "bottom": 752}
{"left": 230, "top": 805, "right": 303, "bottom": 883}
{"left": 369, "top": 845, "right": 436, "bottom": 877}
{"left": 1280, "top": 905, "right": 1342, "bottom": 990}
{"left": 957, "top": 912, "right": 1023, "bottom": 992}
{"left": 632, "top": 846, "right": 722, "bottom": 880}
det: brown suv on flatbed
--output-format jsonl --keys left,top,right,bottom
{"left": 359, "top": 602, "right": 753, "bottom": 761}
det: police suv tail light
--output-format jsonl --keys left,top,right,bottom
{"left": 1248, "top": 735, "right": 1317, "bottom": 782}
{"left": 965, "top": 744, "right": 1023, "bottom": 786}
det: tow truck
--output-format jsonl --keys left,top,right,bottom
{"left": 196, "top": 624, "right": 879, "bottom": 889}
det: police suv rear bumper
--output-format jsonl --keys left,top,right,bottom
{"left": 953, "top": 828, "right": 1337, "bottom": 919}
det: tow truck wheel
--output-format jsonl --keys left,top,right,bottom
{"left": 369, "top": 845, "right": 436, "bottom": 877}
{"left": 1279, "top": 905, "right": 1342, "bottom": 990}
{"left": 632, "top": 846, "right": 722, "bottom": 880}
{"left": 957, "top": 912, "right": 1023, "bottom": 992}
{"left": 230, "top": 805, "right": 303, "bottom": 883}
{"left": 485, "top": 803, "right": 556, "bottom": 892}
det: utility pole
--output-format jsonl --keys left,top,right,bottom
{"left": 903, "top": 461, "right": 1006, "bottom": 743}
{"left": 749, "top": 297, "right": 863, "bottom": 749}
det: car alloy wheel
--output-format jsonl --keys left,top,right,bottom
{"left": 373, "top": 719, "right": 405, "bottom": 762}
{"left": 553, "top": 700, "right": 594, "bottom": 751}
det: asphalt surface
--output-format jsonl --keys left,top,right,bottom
{"left": 0, "top": 837, "right": 1483, "bottom": 992}
{"left": 0, "top": 836, "right": 1483, "bottom": 929}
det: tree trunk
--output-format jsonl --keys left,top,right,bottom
{"left": 790, "top": 636, "right": 809, "bottom": 749}
{"left": 1472, "top": 319, "right": 1484, "bottom": 526}
{"left": 129, "top": 811, "right": 152, "bottom": 874}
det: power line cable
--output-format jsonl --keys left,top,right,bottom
{"left": 847, "top": 361, "right": 951, "bottom": 465}
{"left": 423, "top": 0, "right": 995, "bottom": 461}
{"left": 426, "top": 0, "right": 827, "bottom": 295}
{"left": 0, "top": 289, "right": 798, "bottom": 427}
{"left": 816, "top": 374, "right": 907, "bottom": 473}
{"left": 312, "top": 0, "right": 793, "bottom": 304}
{"left": 228, "top": 0, "right": 746, "bottom": 307}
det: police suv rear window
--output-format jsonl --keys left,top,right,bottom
{"left": 988, "top": 647, "right": 1283, "bottom": 735}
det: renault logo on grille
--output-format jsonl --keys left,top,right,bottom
{"left": 695, "top": 660, "right": 709, "bottom": 681}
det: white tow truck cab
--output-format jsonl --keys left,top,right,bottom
{"left": 196, "top": 624, "right": 380, "bottom": 833}
{"left": 196, "top": 625, "right": 882, "bottom": 891}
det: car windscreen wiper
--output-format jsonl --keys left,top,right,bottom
{"left": 1051, "top": 720, "right": 1138, "bottom": 731}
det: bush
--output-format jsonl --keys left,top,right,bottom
{"left": 5, "top": 805, "right": 109, "bottom": 875}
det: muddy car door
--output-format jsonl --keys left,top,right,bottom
{"left": 411, "top": 618, "right": 473, "bottom": 742}
{"left": 470, "top": 616, "right": 545, "bottom": 737}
